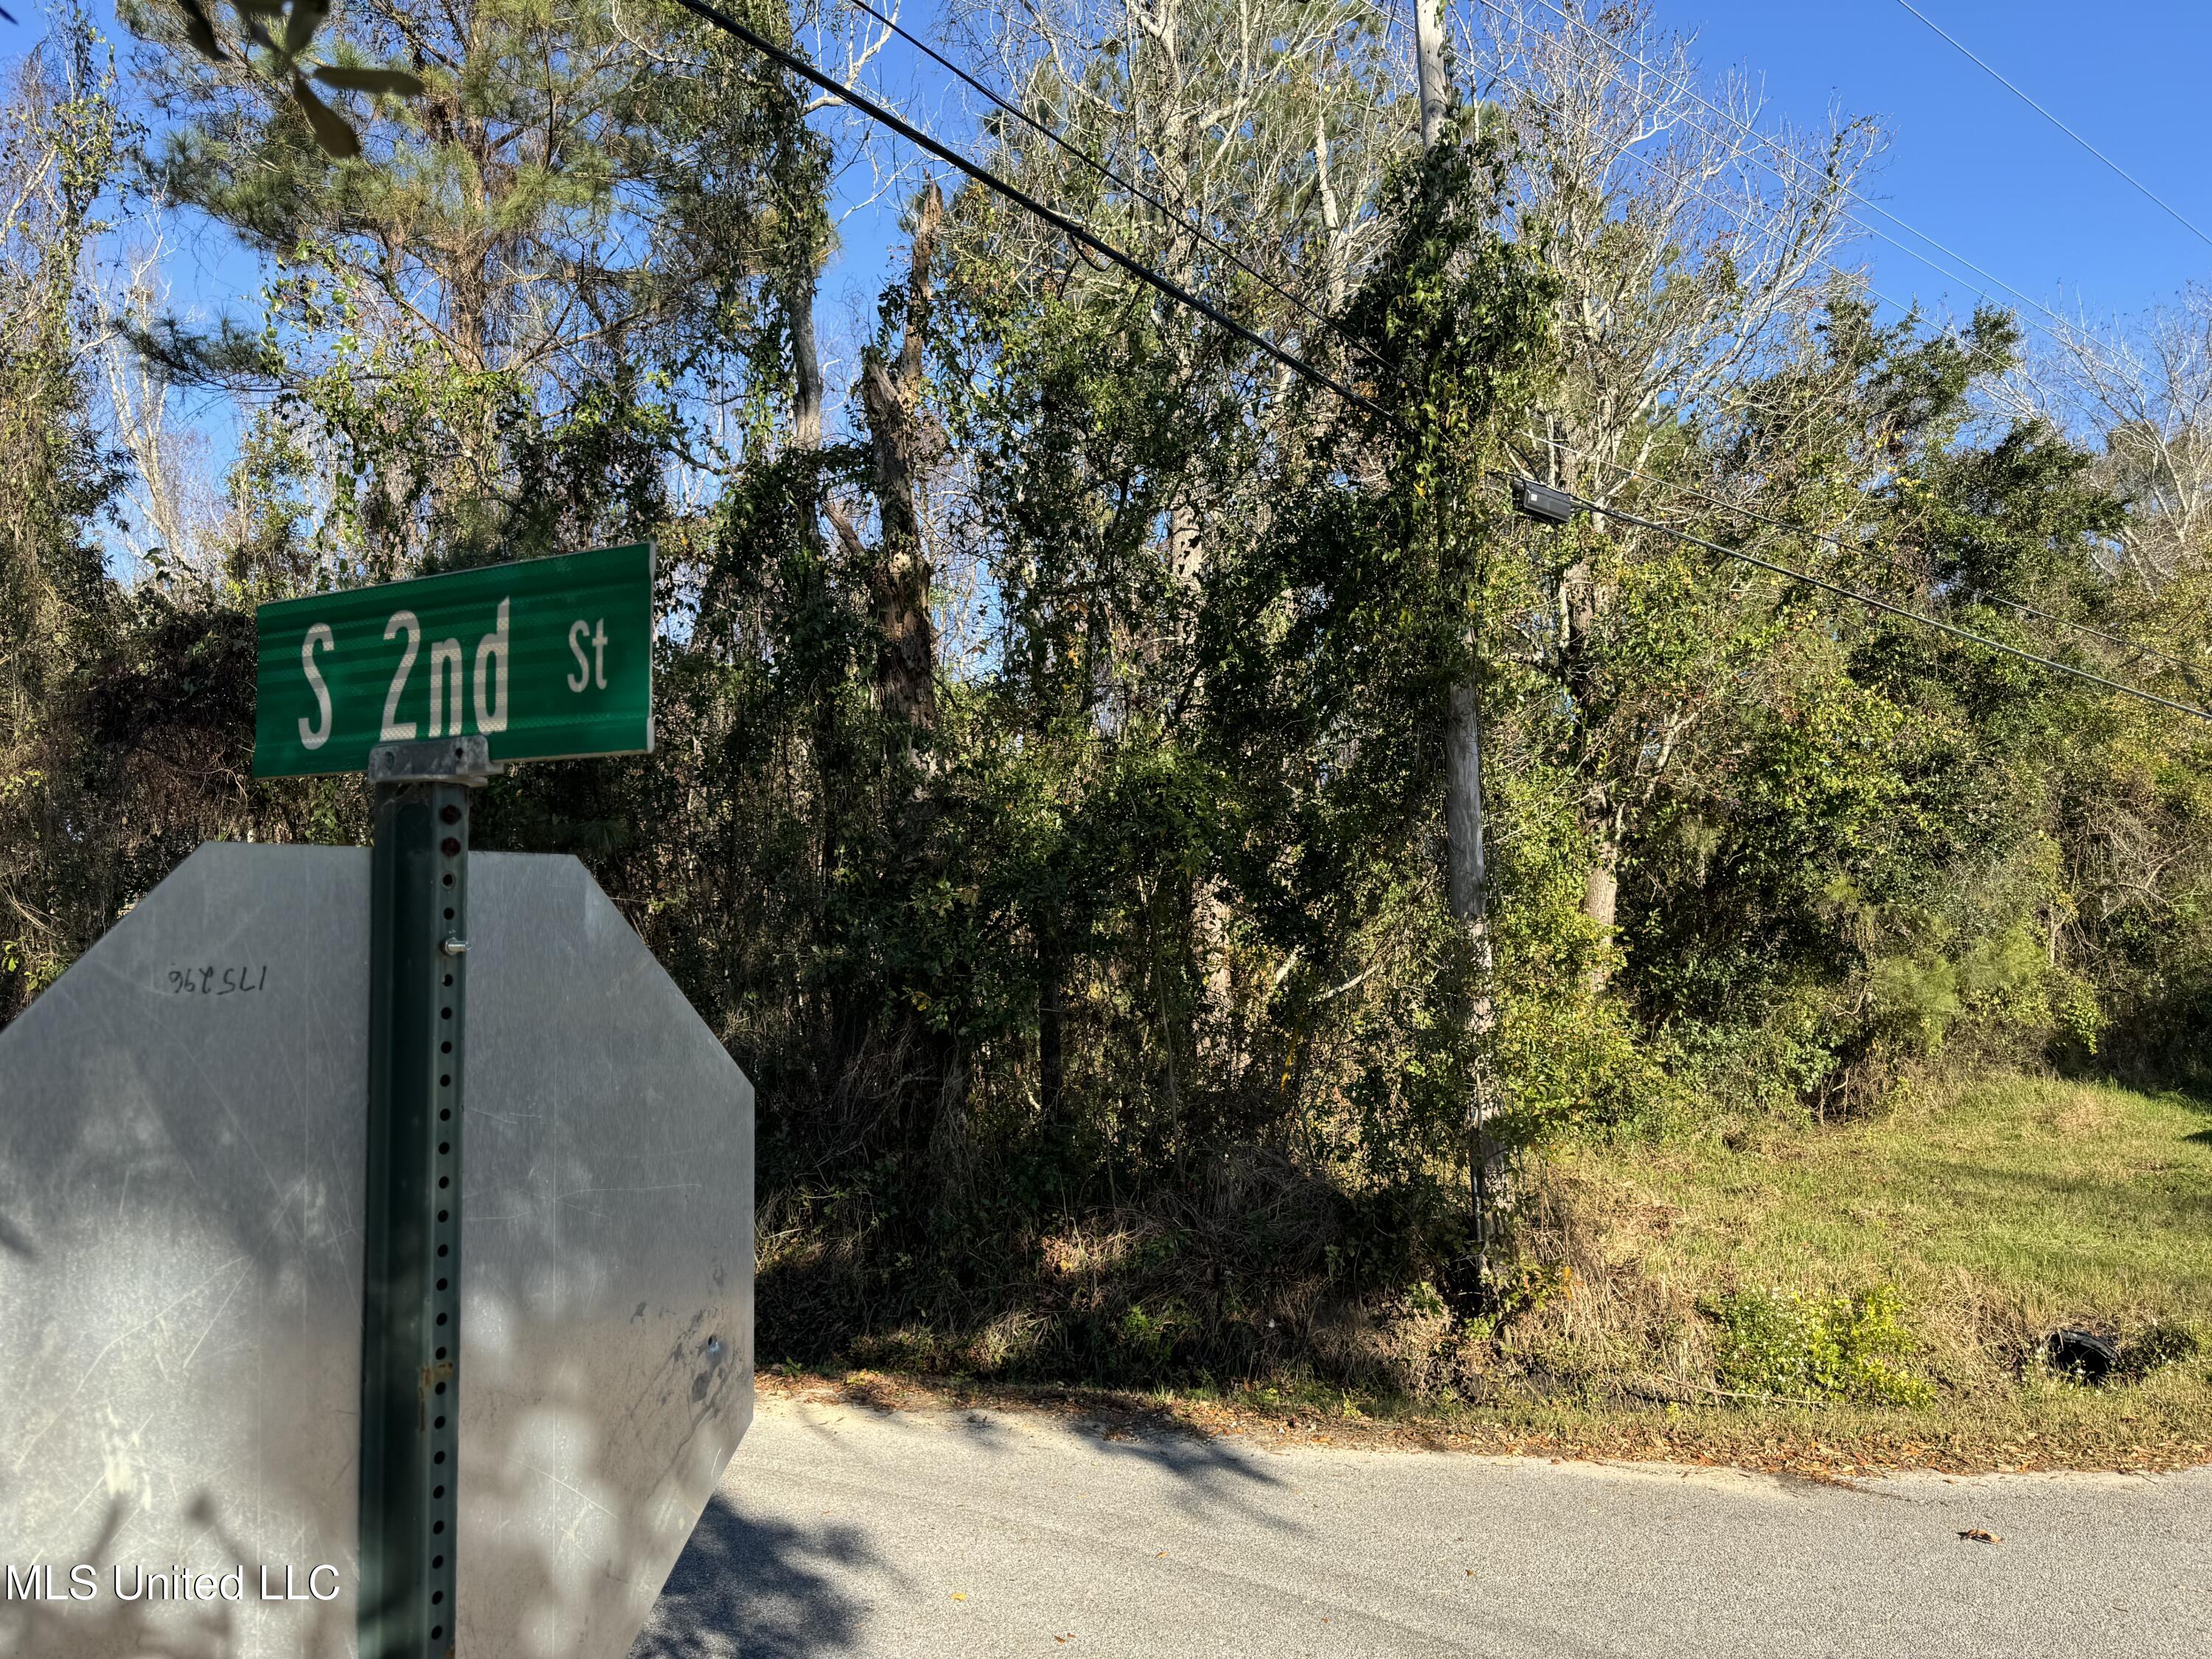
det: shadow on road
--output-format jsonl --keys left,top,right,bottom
{"left": 1081, "top": 1416, "right": 1297, "bottom": 1526}
{"left": 630, "top": 1493, "right": 883, "bottom": 1659}
{"left": 807, "top": 1381, "right": 1297, "bottom": 1531}
{"left": 631, "top": 1391, "right": 1307, "bottom": 1655}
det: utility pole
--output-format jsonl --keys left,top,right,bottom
{"left": 1415, "top": 0, "right": 1500, "bottom": 1288}
{"left": 1414, "top": 0, "right": 1450, "bottom": 146}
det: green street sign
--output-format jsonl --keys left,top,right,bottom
{"left": 254, "top": 544, "right": 653, "bottom": 777}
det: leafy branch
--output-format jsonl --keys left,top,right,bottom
{"left": 170, "top": 0, "right": 422, "bottom": 157}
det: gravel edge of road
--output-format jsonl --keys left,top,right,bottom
{"left": 756, "top": 1366, "right": 2212, "bottom": 1482}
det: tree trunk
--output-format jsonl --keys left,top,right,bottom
{"left": 838, "top": 184, "right": 944, "bottom": 731}
{"left": 1039, "top": 946, "right": 1066, "bottom": 1122}
{"left": 1584, "top": 851, "right": 1618, "bottom": 933}
{"left": 1444, "top": 678, "right": 1495, "bottom": 984}
{"left": 1585, "top": 838, "right": 1619, "bottom": 930}
{"left": 856, "top": 359, "right": 939, "bottom": 728}
{"left": 788, "top": 267, "right": 824, "bottom": 453}
{"left": 1556, "top": 448, "right": 1622, "bottom": 987}
{"left": 1581, "top": 812, "right": 1624, "bottom": 987}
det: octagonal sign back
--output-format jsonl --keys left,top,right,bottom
{"left": 0, "top": 844, "right": 753, "bottom": 1659}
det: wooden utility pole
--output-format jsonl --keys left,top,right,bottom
{"left": 1415, "top": 0, "right": 1501, "bottom": 1285}
{"left": 1414, "top": 0, "right": 1450, "bottom": 146}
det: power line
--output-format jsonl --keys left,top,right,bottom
{"left": 665, "top": 0, "right": 1394, "bottom": 425}
{"left": 1495, "top": 473, "right": 2212, "bottom": 725}
{"left": 1891, "top": 0, "right": 2212, "bottom": 251}
{"left": 686, "top": 0, "right": 2202, "bottom": 720}
{"left": 1514, "top": 434, "right": 2205, "bottom": 681}
{"left": 1978, "top": 593, "right": 2205, "bottom": 678}
{"left": 838, "top": 0, "right": 1405, "bottom": 391}
{"left": 1464, "top": 0, "right": 2196, "bottom": 685}
{"left": 848, "top": 0, "right": 1934, "bottom": 437}
{"left": 1435, "top": 20, "right": 2193, "bottom": 684}
{"left": 1607, "top": 437, "right": 2205, "bottom": 680}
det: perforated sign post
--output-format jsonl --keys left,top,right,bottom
{"left": 0, "top": 545, "right": 751, "bottom": 1659}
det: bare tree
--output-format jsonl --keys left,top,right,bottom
{"left": 947, "top": 0, "right": 1419, "bottom": 591}
{"left": 952, "top": 0, "right": 1414, "bottom": 304}
{"left": 2029, "top": 287, "right": 2212, "bottom": 591}
{"left": 825, "top": 184, "right": 946, "bottom": 731}
{"left": 97, "top": 220, "right": 220, "bottom": 580}
{"left": 1484, "top": 1, "right": 1872, "bottom": 502}
{"left": 1475, "top": 0, "right": 1877, "bottom": 956}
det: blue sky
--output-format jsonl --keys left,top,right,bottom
{"left": 22, "top": 0, "right": 2210, "bottom": 342}
{"left": 1652, "top": 0, "right": 2211, "bottom": 324}
{"left": 824, "top": 0, "right": 2212, "bottom": 330}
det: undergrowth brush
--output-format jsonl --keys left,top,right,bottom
{"left": 757, "top": 1073, "right": 2212, "bottom": 1463}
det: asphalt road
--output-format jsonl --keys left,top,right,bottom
{"left": 630, "top": 1394, "right": 2212, "bottom": 1658}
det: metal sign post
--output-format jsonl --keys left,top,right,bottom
{"left": 360, "top": 737, "right": 494, "bottom": 1659}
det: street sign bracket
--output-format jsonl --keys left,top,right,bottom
{"left": 369, "top": 736, "right": 504, "bottom": 786}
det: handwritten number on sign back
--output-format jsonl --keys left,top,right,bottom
{"left": 166, "top": 964, "right": 271, "bottom": 995}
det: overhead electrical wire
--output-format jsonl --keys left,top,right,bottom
{"left": 1464, "top": 4, "right": 2200, "bottom": 682}
{"left": 830, "top": 4, "right": 2185, "bottom": 701}
{"left": 665, "top": 0, "right": 2202, "bottom": 726}
{"left": 661, "top": 0, "right": 1394, "bottom": 425}
{"left": 1628, "top": 477, "right": 2199, "bottom": 679}
{"left": 1507, "top": 432, "right": 2205, "bottom": 683}
{"left": 1494, "top": 473, "right": 2212, "bottom": 725}
{"left": 1427, "top": 13, "right": 2194, "bottom": 683}
{"left": 836, "top": 0, "right": 1408, "bottom": 394}
{"left": 1977, "top": 594, "right": 2205, "bottom": 679}
{"left": 1891, "top": 0, "right": 2212, "bottom": 251}
{"left": 838, "top": 0, "right": 1922, "bottom": 515}
{"left": 860, "top": 0, "right": 1922, "bottom": 406}
{"left": 844, "top": 0, "right": 1971, "bottom": 575}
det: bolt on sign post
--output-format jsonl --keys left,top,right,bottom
{"left": 0, "top": 539, "right": 749, "bottom": 1659}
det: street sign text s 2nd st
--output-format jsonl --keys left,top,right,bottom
{"left": 253, "top": 543, "right": 653, "bottom": 777}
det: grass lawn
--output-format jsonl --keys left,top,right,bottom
{"left": 1574, "top": 1074, "right": 2212, "bottom": 1343}
{"left": 1441, "top": 1072, "right": 2212, "bottom": 1472}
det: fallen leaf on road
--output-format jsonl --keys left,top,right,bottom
{"left": 1958, "top": 1529, "right": 2003, "bottom": 1544}
{"left": 950, "top": 1591, "right": 968, "bottom": 1601}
